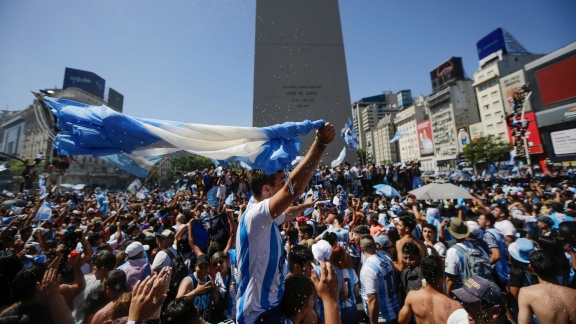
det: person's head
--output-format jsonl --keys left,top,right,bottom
{"left": 396, "top": 216, "right": 416, "bottom": 236}
{"left": 477, "top": 213, "right": 496, "bottom": 230}
{"left": 374, "top": 235, "right": 392, "bottom": 252}
{"left": 323, "top": 232, "right": 338, "bottom": 247}
{"left": 246, "top": 170, "right": 284, "bottom": 199}
{"left": 360, "top": 234, "right": 376, "bottom": 254}
{"left": 162, "top": 296, "right": 206, "bottom": 324}
{"left": 406, "top": 194, "right": 416, "bottom": 205}
{"left": 103, "top": 270, "right": 127, "bottom": 300}
{"left": 281, "top": 274, "right": 316, "bottom": 321}
{"left": 491, "top": 205, "right": 509, "bottom": 220}
{"left": 529, "top": 250, "right": 560, "bottom": 282}
{"left": 353, "top": 224, "right": 370, "bottom": 242}
{"left": 420, "top": 255, "right": 444, "bottom": 286}
{"left": 558, "top": 221, "right": 576, "bottom": 245}
{"left": 11, "top": 263, "right": 47, "bottom": 302}
{"left": 402, "top": 242, "right": 421, "bottom": 269}
{"left": 447, "top": 217, "right": 470, "bottom": 241}
{"left": 422, "top": 223, "right": 437, "bottom": 243}
{"left": 125, "top": 241, "right": 148, "bottom": 261}
{"left": 211, "top": 251, "right": 228, "bottom": 273}
{"left": 155, "top": 229, "right": 175, "bottom": 249}
{"left": 288, "top": 245, "right": 314, "bottom": 277}
{"left": 298, "top": 224, "right": 313, "bottom": 241}
{"left": 536, "top": 216, "right": 554, "bottom": 230}
{"left": 551, "top": 202, "right": 565, "bottom": 214}
{"left": 333, "top": 214, "right": 343, "bottom": 227}
{"left": 195, "top": 254, "right": 210, "bottom": 279}
{"left": 92, "top": 250, "right": 117, "bottom": 280}
{"left": 452, "top": 275, "right": 506, "bottom": 324}
{"left": 330, "top": 245, "right": 349, "bottom": 269}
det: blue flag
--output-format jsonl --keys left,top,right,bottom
{"left": 390, "top": 130, "right": 408, "bottom": 143}
{"left": 35, "top": 202, "right": 52, "bottom": 221}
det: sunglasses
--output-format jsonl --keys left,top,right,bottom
{"left": 213, "top": 259, "right": 225, "bottom": 267}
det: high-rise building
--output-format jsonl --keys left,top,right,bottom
{"left": 394, "top": 97, "right": 426, "bottom": 164}
{"left": 472, "top": 28, "right": 543, "bottom": 142}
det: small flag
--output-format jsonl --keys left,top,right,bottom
{"left": 341, "top": 118, "right": 359, "bottom": 149}
{"left": 390, "top": 130, "right": 409, "bottom": 143}
{"left": 330, "top": 147, "right": 346, "bottom": 168}
{"left": 225, "top": 193, "right": 234, "bottom": 206}
{"left": 35, "top": 202, "right": 52, "bottom": 221}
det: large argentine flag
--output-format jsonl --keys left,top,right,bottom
{"left": 44, "top": 97, "right": 325, "bottom": 174}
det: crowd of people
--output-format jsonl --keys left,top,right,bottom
{"left": 0, "top": 122, "right": 576, "bottom": 324}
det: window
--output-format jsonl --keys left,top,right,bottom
{"left": 486, "top": 114, "right": 492, "bottom": 120}
{"left": 483, "top": 104, "right": 490, "bottom": 110}
{"left": 487, "top": 124, "right": 494, "bottom": 130}
{"left": 481, "top": 95, "right": 488, "bottom": 102}
{"left": 491, "top": 91, "right": 498, "bottom": 98}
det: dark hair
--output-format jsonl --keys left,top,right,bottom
{"left": 323, "top": 232, "right": 338, "bottom": 247}
{"left": 558, "top": 221, "right": 576, "bottom": 241}
{"left": 402, "top": 242, "right": 420, "bottom": 257}
{"left": 281, "top": 275, "right": 316, "bottom": 318}
{"left": 360, "top": 234, "right": 376, "bottom": 251}
{"left": 399, "top": 216, "right": 416, "bottom": 231}
{"left": 161, "top": 296, "right": 205, "bottom": 324}
{"left": 483, "top": 213, "right": 497, "bottom": 227}
{"left": 298, "top": 224, "right": 313, "bottom": 238}
{"left": 104, "top": 270, "right": 127, "bottom": 293}
{"left": 246, "top": 170, "right": 278, "bottom": 197}
{"left": 353, "top": 225, "right": 370, "bottom": 235}
{"left": 530, "top": 250, "right": 559, "bottom": 282}
{"left": 93, "top": 250, "right": 117, "bottom": 271}
{"left": 11, "top": 263, "right": 47, "bottom": 302}
{"left": 495, "top": 205, "right": 509, "bottom": 217}
{"left": 420, "top": 255, "right": 444, "bottom": 284}
{"left": 288, "top": 245, "right": 313, "bottom": 273}
{"left": 333, "top": 214, "right": 343, "bottom": 225}
{"left": 422, "top": 223, "right": 437, "bottom": 233}
{"left": 0, "top": 254, "right": 23, "bottom": 306}
{"left": 287, "top": 227, "right": 299, "bottom": 245}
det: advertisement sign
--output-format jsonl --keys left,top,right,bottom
{"left": 550, "top": 128, "right": 576, "bottom": 156}
{"left": 535, "top": 55, "right": 576, "bottom": 106}
{"left": 507, "top": 111, "right": 544, "bottom": 154}
{"left": 500, "top": 70, "right": 531, "bottom": 114}
{"left": 429, "top": 57, "right": 465, "bottom": 92}
{"left": 417, "top": 120, "right": 434, "bottom": 156}
{"left": 476, "top": 28, "right": 507, "bottom": 61}
{"left": 63, "top": 67, "right": 106, "bottom": 99}
{"left": 456, "top": 126, "right": 471, "bottom": 152}
{"left": 469, "top": 123, "right": 484, "bottom": 141}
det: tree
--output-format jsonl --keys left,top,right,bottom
{"left": 461, "top": 135, "right": 511, "bottom": 174}
{"left": 167, "top": 156, "right": 214, "bottom": 182}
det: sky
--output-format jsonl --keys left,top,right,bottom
{"left": 1, "top": 0, "right": 575, "bottom": 128}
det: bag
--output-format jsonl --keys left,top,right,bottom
{"left": 453, "top": 243, "right": 493, "bottom": 282}
{"left": 485, "top": 228, "right": 510, "bottom": 282}
{"left": 164, "top": 249, "right": 190, "bottom": 302}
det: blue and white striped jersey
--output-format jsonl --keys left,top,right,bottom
{"left": 360, "top": 251, "right": 400, "bottom": 322}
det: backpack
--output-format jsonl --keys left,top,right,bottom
{"left": 485, "top": 228, "right": 510, "bottom": 282}
{"left": 163, "top": 249, "right": 190, "bottom": 302}
{"left": 453, "top": 243, "right": 494, "bottom": 282}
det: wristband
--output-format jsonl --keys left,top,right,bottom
{"left": 315, "top": 138, "right": 328, "bottom": 146}
{"left": 127, "top": 321, "right": 141, "bottom": 324}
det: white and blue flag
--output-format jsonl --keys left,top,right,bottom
{"left": 390, "top": 130, "right": 408, "bottom": 143}
{"left": 35, "top": 202, "right": 52, "bottom": 221}
{"left": 331, "top": 147, "right": 346, "bottom": 168}
{"left": 44, "top": 97, "right": 325, "bottom": 175}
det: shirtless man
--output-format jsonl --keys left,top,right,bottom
{"left": 518, "top": 250, "right": 576, "bottom": 324}
{"left": 398, "top": 255, "right": 462, "bottom": 324}
{"left": 395, "top": 215, "right": 427, "bottom": 272}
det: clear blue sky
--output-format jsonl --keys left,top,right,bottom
{"left": 1, "top": 0, "right": 575, "bottom": 127}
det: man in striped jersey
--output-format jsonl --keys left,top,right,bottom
{"left": 360, "top": 234, "right": 400, "bottom": 323}
{"left": 236, "top": 122, "right": 335, "bottom": 324}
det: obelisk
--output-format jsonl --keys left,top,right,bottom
{"left": 252, "top": 0, "right": 351, "bottom": 164}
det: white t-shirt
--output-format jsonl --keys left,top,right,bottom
{"left": 151, "top": 246, "right": 177, "bottom": 271}
{"left": 446, "top": 308, "right": 469, "bottom": 324}
{"left": 445, "top": 241, "right": 488, "bottom": 277}
{"left": 495, "top": 220, "right": 517, "bottom": 239}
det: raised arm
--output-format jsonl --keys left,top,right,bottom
{"left": 269, "top": 122, "right": 335, "bottom": 219}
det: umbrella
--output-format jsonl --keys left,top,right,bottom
{"left": 373, "top": 184, "right": 400, "bottom": 197}
{"left": 408, "top": 180, "right": 473, "bottom": 200}
{"left": 1, "top": 199, "right": 27, "bottom": 208}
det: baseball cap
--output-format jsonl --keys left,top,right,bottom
{"left": 197, "top": 254, "right": 210, "bottom": 266}
{"left": 312, "top": 240, "right": 332, "bottom": 262}
{"left": 452, "top": 275, "right": 505, "bottom": 305}
{"left": 125, "top": 242, "right": 149, "bottom": 258}
{"left": 156, "top": 229, "right": 175, "bottom": 238}
{"left": 373, "top": 235, "right": 392, "bottom": 250}
{"left": 536, "top": 216, "right": 554, "bottom": 227}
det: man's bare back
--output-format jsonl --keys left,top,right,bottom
{"left": 518, "top": 283, "right": 576, "bottom": 324}
{"left": 398, "top": 285, "right": 462, "bottom": 324}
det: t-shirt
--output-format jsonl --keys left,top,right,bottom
{"left": 360, "top": 251, "right": 399, "bottom": 322}
{"left": 186, "top": 273, "right": 213, "bottom": 320}
{"left": 215, "top": 270, "right": 237, "bottom": 320}
{"left": 236, "top": 199, "right": 286, "bottom": 324}
{"left": 71, "top": 274, "right": 100, "bottom": 324}
{"left": 151, "top": 246, "right": 177, "bottom": 271}
{"left": 495, "top": 220, "right": 517, "bottom": 239}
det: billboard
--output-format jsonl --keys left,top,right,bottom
{"left": 417, "top": 120, "right": 434, "bottom": 156}
{"left": 469, "top": 122, "right": 484, "bottom": 141}
{"left": 108, "top": 88, "right": 124, "bottom": 112}
{"left": 63, "top": 67, "right": 106, "bottom": 99}
{"left": 456, "top": 126, "right": 471, "bottom": 152}
{"left": 430, "top": 57, "right": 465, "bottom": 92}
{"left": 500, "top": 70, "right": 531, "bottom": 114}
{"left": 550, "top": 128, "right": 576, "bottom": 157}
{"left": 506, "top": 111, "right": 543, "bottom": 154}
{"left": 535, "top": 55, "right": 576, "bottom": 106}
{"left": 476, "top": 28, "right": 507, "bottom": 61}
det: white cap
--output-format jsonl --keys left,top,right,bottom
{"left": 312, "top": 240, "right": 332, "bottom": 262}
{"left": 125, "top": 242, "right": 149, "bottom": 258}
{"left": 466, "top": 221, "right": 483, "bottom": 239}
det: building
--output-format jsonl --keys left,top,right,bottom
{"left": 370, "top": 114, "right": 398, "bottom": 164}
{"left": 525, "top": 41, "right": 576, "bottom": 166}
{"left": 472, "top": 28, "right": 543, "bottom": 141}
{"left": 394, "top": 97, "right": 426, "bottom": 164}
{"left": 427, "top": 57, "right": 480, "bottom": 171}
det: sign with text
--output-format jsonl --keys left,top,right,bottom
{"left": 429, "top": 57, "right": 465, "bottom": 92}
{"left": 550, "top": 128, "right": 576, "bottom": 156}
{"left": 63, "top": 67, "right": 106, "bottom": 99}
